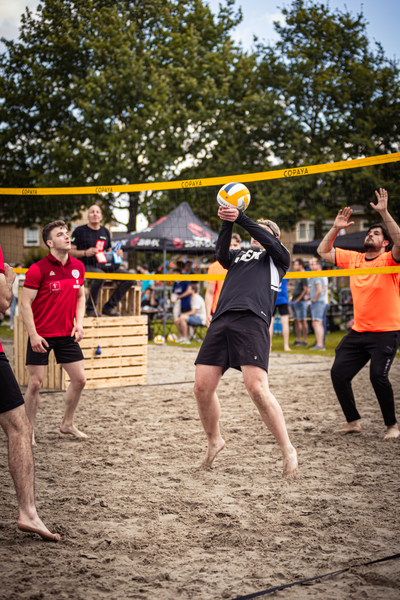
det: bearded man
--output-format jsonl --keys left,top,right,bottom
{"left": 318, "top": 188, "right": 400, "bottom": 439}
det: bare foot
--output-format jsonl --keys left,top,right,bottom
{"left": 334, "top": 421, "right": 361, "bottom": 435}
{"left": 284, "top": 347, "right": 292, "bottom": 352}
{"left": 18, "top": 516, "right": 60, "bottom": 542}
{"left": 200, "top": 439, "right": 225, "bottom": 469}
{"left": 60, "top": 422, "right": 88, "bottom": 439}
{"left": 283, "top": 446, "right": 298, "bottom": 479}
{"left": 383, "top": 425, "right": 400, "bottom": 440}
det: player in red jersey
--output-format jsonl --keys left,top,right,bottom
{"left": 0, "top": 246, "right": 60, "bottom": 540}
{"left": 21, "top": 221, "right": 88, "bottom": 442}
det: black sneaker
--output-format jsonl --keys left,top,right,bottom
{"left": 86, "top": 309, "right": 100, "bottom": 317}
{"left": 102, "top": 306, "right": 121, "bottom": 317}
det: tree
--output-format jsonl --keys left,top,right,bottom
{"left": 0, "top": 0, "right": 246, "bottom": 228}
{"left": 255, "top": 0, "right": 400, "bottom": 232}
{"left": 183, "top": 0, "right": 400, "bottom": 233}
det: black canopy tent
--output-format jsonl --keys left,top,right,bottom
{"left": 111, "top": 202, "right": 221, "bottom": 337}
{"left": 112, "top": 201, "right": 220, "bottom": 255}
{"left": 292, "top": 230, "right": 369, "bottom": 255}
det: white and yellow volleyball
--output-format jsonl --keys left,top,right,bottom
{"left": 217, "top": 182, "right": 251, "bottom": 211}
{"left": 154, "top": 335, "right": 165, "bottom": 345}
{"left": 167, "top": 333, "right": 178, "bottom": 343}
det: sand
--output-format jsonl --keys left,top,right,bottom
{"left": 1, "top": 339, "right": 400, "bottom": 599}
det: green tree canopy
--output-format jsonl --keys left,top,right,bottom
{"left": 182, "top": 0, "right": 400, "bottom": 233}
{"left": 0, "top": 0, "right": 247, "bottom": 228}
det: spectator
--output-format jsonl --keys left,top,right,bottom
{"left": 70, "top": 204, "right": 133, "bottom": 316}
{"left": 291, "top": 258, "right": 309, "bottom": 347}
{"left": 138, "top": 264, "right": 154, "bottom": 296}
{"left": 174, "top": 283, "right": 206, "bottom": 344}
{"left": 270, "top": 278, "right": 291, "bottom": 352}
{"left": 308, "top": 257, "right": 328, "bottom": 350}
{"left": 141, "top": 288, "right": 158, "bottom": 341}
{"left": 171, "top": 268, "right": 192, "bottom": 320}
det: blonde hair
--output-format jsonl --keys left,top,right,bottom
{"left": 256, "top": 219, "right": 280, "bottom": 238}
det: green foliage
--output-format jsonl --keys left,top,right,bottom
{"left": 23, "top": 246, "right": 48, "bottom": 267}
{"left": 254, "top": 0, "right": 400, "bottom": 229}
{"left": 0, "top": 0, "right": 244, "bottom": 227}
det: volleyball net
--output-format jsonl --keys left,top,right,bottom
{"left": 1, "top": 152, "right": 400, "bottom": 283}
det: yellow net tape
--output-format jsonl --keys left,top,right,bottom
{"left": 14, "top": 266, "right": 400, "bottom": 280}
{"left": 2, "top": 152, "right": 400, "bottom": 195}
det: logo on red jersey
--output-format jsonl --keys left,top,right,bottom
{"left": 49, "top": 281, "right": 61, "bottom": 293}
{"left": 49, "top": 271, "right": 55, "bottom": 276}
{"left": 71, "top": 269, "right": 80, "bottom": 279}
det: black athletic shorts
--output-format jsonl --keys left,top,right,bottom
{"left": 195, "top": 310, "right": 270, "bottom": 374}
{"left": 0, "top": 352, "right": 25, "bottom": 414}
{"left": 274, "top": 303, "right": 289, "bottom": 317}
{"left": 26, "top": 336, "right": 84, "bottom": 366}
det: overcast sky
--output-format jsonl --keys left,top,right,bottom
{"left": 1, "top": 0, "right": 399, "bottom": 60}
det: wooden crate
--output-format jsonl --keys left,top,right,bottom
{"left": 14, "top": 315, "right": 147, "bottom": 390}
{"left": 87, "top": 284, "right": 141, "bottom": 316}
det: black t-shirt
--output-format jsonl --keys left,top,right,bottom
{"left": 213, "top": 212, "right": 290, "bottom": 326}
{"left": 70, "top": 225, "right": 111, "bottom": 268}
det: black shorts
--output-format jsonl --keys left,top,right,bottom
{"left": 195, "top": 310, "right": 270, "bottom": 374}
{"left": 26, "top": 336, "right": 84, "bottom": 366}
{"left": 0, "top": 353, "right": 25, "bottom": 414}
{"left": 274, "top": 303, "right": 289, "bottom": 317}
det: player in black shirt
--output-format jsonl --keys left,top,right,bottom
{"left": 194, "top": 206, "right": 298, "bottom": 479}
{"left": 70, "top": 205, "right": 134, "bottom": 316}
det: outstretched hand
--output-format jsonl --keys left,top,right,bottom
{"left": 218, "top": 206, "right": 239, "bottom": 222}
{"left": 334, "top": 207, "right": 354, "bottom": 230}
{"left": 371, "top": 188, "right": 388, "bottom": 213}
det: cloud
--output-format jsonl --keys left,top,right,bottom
{"left": 0, "top": 0, "right": 39, "bottom": 41}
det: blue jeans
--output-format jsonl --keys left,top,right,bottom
{"left": 291, "top": 300, "right": 307, "bottom": 320}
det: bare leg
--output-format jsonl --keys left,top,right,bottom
{"left": 241, "top": 365, "right": 298, "bottom": 479}
{"left": 301, "top": 319, "right": 308, "bottom": 343}
{"left": 281, "top": 314, "right": 291, "bottom": 351}
{"left": 312, "top": 319, "right": 325, "bottom": 348}
{"left": 24, "top": 365, "right": 45, "bottom": 444}
{"left": 0, "top": 406, "right": 60, "bottom": 541}
{"left": 194, "top": 364, "right": 225, "bottom": 468}
{"left": 269, "top": 317, "right": 275, "bottom": 350}
{"left": 383, "top": 423, "right": 399, "bottom": 440}
{"left": 334, "top": 420, "right": 362, "bottom": 434}
{"left": 59, "top": 360, "right": 88, "bottom": 439}
{"left": 294, "top": 319, "right": 301, "bottom": 343}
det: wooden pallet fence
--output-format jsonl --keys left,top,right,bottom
{"left": 13, "top": 315, "right": 147, "bottom": 390}
{"left": 13, "top": 314, "right": 66, "bottom": 389}
{"left": 73, "top": 316, "right": 148, "bottom": 389}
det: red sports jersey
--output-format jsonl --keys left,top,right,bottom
{"left": 24, "top": 253, "right": 85, "bottom": 337}
{"left": 0, "top": 246, "right": 5, "bottom": 352}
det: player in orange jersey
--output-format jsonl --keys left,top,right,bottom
{"left": 318, "top": 189, "right": 400, "bottom": 439}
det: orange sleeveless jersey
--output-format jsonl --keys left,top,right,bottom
{"left": 207, "top": 261, "right": 228, "bottom": 314}
{"left": 335, "top": 248, "right": 400, "bottom": 332}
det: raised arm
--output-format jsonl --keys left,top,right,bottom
{"left": 371, "top": 188, "right": 400, "bottom": 262}
{"left": 317, "top": 207, "right": 354, "bottom": 263}
{"left": 215, "top": 207, "right": 236, "bottom": 269}
{"left": 0, "top": 264, "right": 16, "bottom": 312}
{"left": 235, "top": 212, "right": 290, "bottom": 270}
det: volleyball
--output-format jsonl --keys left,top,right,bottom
{"left": 167, "top": 333, "right": 178, "bottom": 343}
{"left": 154, "top": 335, "right": 165, "bottom": 344}
{"left": 217, "top": 182, "right": 251, "bottom": 211}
